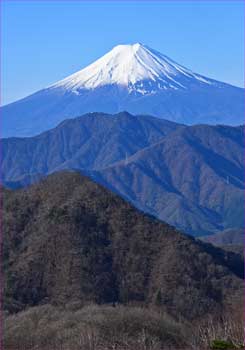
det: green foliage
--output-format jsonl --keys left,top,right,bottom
{"left": 155, "top": 290, "right": 162, "bottom": 306}
{"left": 211, "top": 339, "right": 236, "bottom": 349}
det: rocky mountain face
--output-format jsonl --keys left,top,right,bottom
{"left": 3, "top": 171, "right": 244, "bottom": 321}
{"left": 1, "top": 112, "right": 243, "bottom": 236}
{"left": 1, "top": 43, "right": 244, "bottom": 137}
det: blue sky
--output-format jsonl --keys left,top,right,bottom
{"left": 1, "top": 0, "right": 244, "bottom": 105}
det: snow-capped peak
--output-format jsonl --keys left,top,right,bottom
{"left": 49, "top": 43, "right": 215, "bottom": 94}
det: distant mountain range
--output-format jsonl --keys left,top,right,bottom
{"left": 3, "top": 171, "right": 243, "bottom": 320}
{"left": 2, "top": 112, "right": 244, "bottom": 236}
{"left": 1, "top": 43, "right": 244, "bottom": 137}
{"left": 201, "top": 228, "right": 243, "bottom": 246}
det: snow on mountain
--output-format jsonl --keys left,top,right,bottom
{"left": 1, "top": 43, "right": 244, "bottom": 138}
{"left": 49, "top": 43, "right": 214, "bottom": 93}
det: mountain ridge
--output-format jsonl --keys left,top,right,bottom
{"left": 2, "top": 43, "right": 244, "bottom": 137}
{"left": 1, "top": 112, "right": 244, "bottom": 236}
{"left": 3, "top": 171, "right": 243, "bottom": 320}
{"left": 94, "top": 122, "right": 244, "bottom": 235}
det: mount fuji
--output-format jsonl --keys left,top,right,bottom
{"left": 2, "top": 43, "right": 244, "bottom": 137}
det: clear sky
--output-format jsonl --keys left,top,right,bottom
{"left": 1, "top": 0, "right": 244, "bottom": 105}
